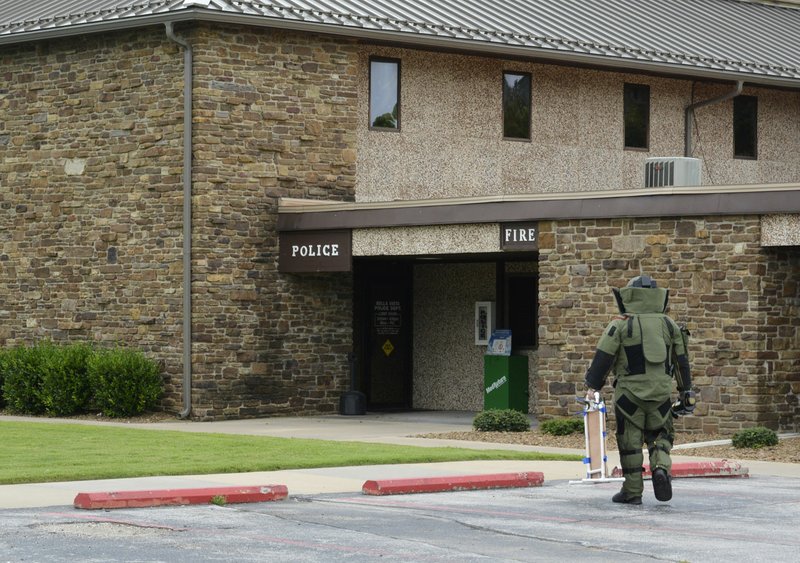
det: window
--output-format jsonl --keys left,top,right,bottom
{"left": 734, "top": 95, "right": 757, "bottom": 159}
{"left": 503, "top": 72, "right": 531, "bottom": 140}
{"left": 624, "top": 83, "right": 650, "bottom": 149}
{"left": 369, "top": 58, "right": 400, "bottom": 130}
{"left": 505, "top": 273, "right": 538, "bottom": 348}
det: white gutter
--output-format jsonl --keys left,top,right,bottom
{"left": 164, "top": 22, "right": 193, "bottom": 420}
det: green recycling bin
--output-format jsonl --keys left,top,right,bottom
{"left": 483, "top": 355, "right": 529, "bottom": 413}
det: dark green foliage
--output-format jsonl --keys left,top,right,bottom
{"left": 539, "top": 417, "right": 585, "bottom": 436}
{"left": 39, "top": 343, "right": 94, "bottom": 416}
{"left": 87, "top": 348, "right": 162, "bottom": 417}
{"left": 1, "top": 342, "right": 162, "bottom": 418}
{"left": 1, "top": 344, "right": 48, "bottom": 414}
{"left": 473, "top": 409, "right": 530, "bottom": 432}
{"left": 731, "top": 426, "right": 779, "bottom": 449}
{"left": 0, "top": 349, "right": 6, "bottom": 409}
{"left": 372, "top": 103, "right": 398, "bottom": 128}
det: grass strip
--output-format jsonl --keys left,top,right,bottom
{"left": 0, "top": 421, "right": 581, "bottom": 484}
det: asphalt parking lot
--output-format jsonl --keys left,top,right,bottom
{"left": 2, "top": 474, "right": 799, "bottom": 562}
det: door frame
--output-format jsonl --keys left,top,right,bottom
{"left": 354, "top": 259, "right": 413, "bottom": 410}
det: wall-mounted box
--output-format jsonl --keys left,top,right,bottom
{"left": 474, "top": 301, "right": 495, "bottom": 345}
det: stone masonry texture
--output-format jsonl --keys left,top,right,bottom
{"left": 537, "top": 217, "right": 800, "bottom": 433}
{"left": 0, "top": 23, "right": 357, "bottom": 419}
{"left": 1, "top": 22, "right": 798, "bottom": 429}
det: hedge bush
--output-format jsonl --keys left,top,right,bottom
{"left": 1, "top": 343, "right": 49, "bottom": 414}
{"left": 731, "top": 426, "right": 779, "bottom": 449}
{"left": 473, "top": 409, "right": 530, "bottom": 432}
{"left": 87, "top": 348, "right": 162, "bottom": 417}
{"left": 0, "top": 350, "right": 5, "bottom": 409}
{"left": 1, "top": 342, "right": 162, "bottom": 418}
{"left": 39, "top": 342, "right": 94, "bottom": 417}
{"left": 539, "top": 417, "right": 584, "bottom": 436}
{"left": 0, "top": 348, "right": 7, "bottom": 409}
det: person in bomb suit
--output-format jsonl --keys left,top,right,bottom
{"left": 584, "top": 275, "right": 695, "bottom": 504}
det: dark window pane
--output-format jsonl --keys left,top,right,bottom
{"left": 624, "top": 83, "right": 649, "bottom": 149}
{"left": 370, "top": 59, "right": 399, "bottom": 129}
{"left": 507, "top": 275, "right": 537, "bottom": 348}
{"left": 503, "top": 72, "right": 531, "bottom": 139}
{"left": 734, "top": 95, "right": 757, "bottom": 158}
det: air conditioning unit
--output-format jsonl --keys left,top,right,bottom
{"left": 644, "top": 157, "right": 701, "bottom": 188}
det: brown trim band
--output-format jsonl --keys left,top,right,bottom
{"left": 278, "top": 187, "right": 800, "bottom": 231}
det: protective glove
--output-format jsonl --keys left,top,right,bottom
{"left": 671, "top": 390, "right": 697, "bottom": 417}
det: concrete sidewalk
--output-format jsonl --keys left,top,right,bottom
{"left": 2, "top": 412, "right": 799, "bottom": 509}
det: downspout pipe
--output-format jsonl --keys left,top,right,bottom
{"left": 685, "top": 80, "right": 743, "bottom": 157}
{"left": 165, "top": 22, "right": 193, "bottom": 419}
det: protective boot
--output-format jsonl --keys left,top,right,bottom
{"left": 652, "top": 467, "right": 672, "bottom": 501}
{"left": 612, "top": 490, "right": 642, "bottom": 505}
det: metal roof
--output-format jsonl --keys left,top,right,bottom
{"left": 2, "top": 0, "right": 800, "bottom": 88}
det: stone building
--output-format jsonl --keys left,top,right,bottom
{"left": 1, "top": 0, "right": 799, "bottom": 431}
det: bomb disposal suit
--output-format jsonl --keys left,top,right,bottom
{"left": 584, "top": 275, "right": 694, "bottom": 503}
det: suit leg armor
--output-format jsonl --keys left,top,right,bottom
{"left": 614, "top": 390, "right": 646, "bottom": 497}
{"left": 645, "top": 405, "right": 674, "bottom": 474}
{"left": 616, "top": 389, "right": 675, "bottom": 498}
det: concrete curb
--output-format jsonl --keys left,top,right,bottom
{"left": 73, "top": 485, "right": 289, "bottom": 509}
{"left": 611, "top": 460, "right": 749, "bottom": 479}
{"left": 66, "top": 460, "right": 752, "bottom": 510}
{"left": 362, "top": 472, "right": 545, "bottom": 496}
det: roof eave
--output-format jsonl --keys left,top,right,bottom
{"left": 0, "top": 12, "right": 196, "bottom": 46}
{"left": 277, "top": 183, "right": 800, "bottom": 232}
{"left": 1, "top": 9, "right": 798, "bottom": 90}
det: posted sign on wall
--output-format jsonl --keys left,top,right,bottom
{"left": 279, "top": 230, "right": 352, "bottom": 273}
{"left": 500, "top": 222, "right": 538, "bottom": 251}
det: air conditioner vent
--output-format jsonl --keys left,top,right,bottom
{"left": 644, "top": 157, "right": 701, "bottom": 188}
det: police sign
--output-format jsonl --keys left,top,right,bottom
{"left": 279, "top": 230, "right": 352, "bottom": 273}
{"left": 500, "top": 222, "right": 538, "bottom": 251}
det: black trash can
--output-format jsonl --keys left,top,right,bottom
{"left": 339, "top": 390, "right": 366, "bottom": 416}
{"left": 339, "top": 352, "right": 366, "bottom": 415}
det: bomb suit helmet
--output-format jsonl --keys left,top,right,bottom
{"left": 627, "top": 274, "right": 657, "bottom": 289}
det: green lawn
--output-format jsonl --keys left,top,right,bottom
{"left": 0, "top": 421, "right": 581, "bottom": 484}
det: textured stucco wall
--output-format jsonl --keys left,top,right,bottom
{"left": 356, "top": 47, "right": 800, "bottom": 202}
{"left": 761, "top": 214, "right": 800, "bottom": 246}
{"left": 413, "top": 262, "right": 495, "bottom": 411}
{"left": 353, "top": 224, "right": 500, "bottom": 256}
{"left": 412, "top": 260, "right": 539, "bottom": 413}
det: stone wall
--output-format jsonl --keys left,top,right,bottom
{"left": 537, "top": 216, "right": 799, "bottom": 433}
{"left": 188, "top": 24, "right": 358, "bottom": 419}
{"left": 760, "top": 248, "right": 800, "bottom": 430}
{"left": 0, "top": 28, "right": 186, "bottom": 404}
{"left": 0, "top": 24, "right": 359, "bottom": 419}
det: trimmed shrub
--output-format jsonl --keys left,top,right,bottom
{"left": 1, "top": 343, "right": 48, "bottom": 414}
{"left": 540, "top": 417, "right": 584, "bottom": 436}
{"left": 0, "top": 348, "right": 7, "bottom": 409}
{"left": 731, "top": 426, "right": 779, "bottom": 449}
{"left": 39, "top": 343, "right": 94, "bottom": 416}
{"left": 473, "top": 409, "right": 530, "bottom": 432}
{"left": 87, "top": 348, "right": 162, "bottom": 417}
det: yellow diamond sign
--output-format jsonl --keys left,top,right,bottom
{"left": 382, "top": 339, "right": 394, "bottom": 357}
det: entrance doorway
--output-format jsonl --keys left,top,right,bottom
{"left": 354, "top": 260, "right": 412, "bottom": 410}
